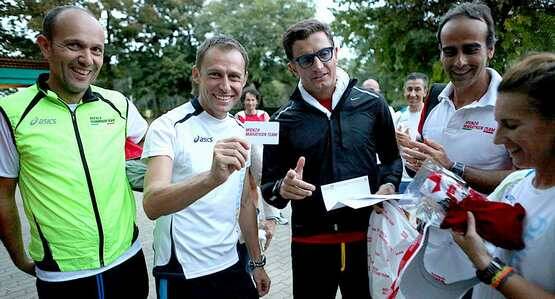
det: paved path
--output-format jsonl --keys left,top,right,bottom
{"left": 0, "top": 191, "right": 305, "bottom": 299}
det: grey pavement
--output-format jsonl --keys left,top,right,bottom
{"left": 0, "top": 191, "right": 308, "bottom": 299}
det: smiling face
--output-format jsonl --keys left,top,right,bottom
{"left": 193, "top": 47, "right": 247, "bottom": 119}
{"left": 288, "top": 31, "right": 337, "bottom": 100}
{"left": 404, "top": 79, "right": 427, "bottom": 112}
{"left": 243, "top": 92, "right": 258, "bottom": 114}
{"left": 494, "top": 92, "right": 555, "bottom": 170}
{"left": 37, "top": 9, "right": 104, "bottom": 103}
{"left": 439, "top": 17, "right": 494, "bottom": 89}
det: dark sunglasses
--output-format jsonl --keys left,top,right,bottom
{"left": 293, "top": 47, "right": 334, "bottom": 69}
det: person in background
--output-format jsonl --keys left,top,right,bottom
{"left": 454, "top": 52, "right": 555, "bottom": 299}
{"left": 235, "top": 86, "right": 270, "bottom": 122}
{"left": 235, "top": 87, "right": 289, "bottom": 223}
{"left": 362, "top": 78, "right": 400, "bottom": 124}
{"left": 395, "top": 72, "right": 428, "bottom": 192}
{"left": 362, "top": 78, "right": 381, "bottom": 93}
{"left": 234, "top": 86, "right": 285, "bottom": 273}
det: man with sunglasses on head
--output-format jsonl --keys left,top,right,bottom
{"left": 261, "top": 19, "right": 402, "bottom": 299}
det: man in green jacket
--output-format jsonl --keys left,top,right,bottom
{"left": 0, "top": 5, "right": 149, "bottom": 298}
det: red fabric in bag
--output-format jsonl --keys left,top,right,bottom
{"left": 440, "top": 192, "right": 526, "bottom": 250}
{"left": 125, "top": 138, "right": 143, "bottom": 160}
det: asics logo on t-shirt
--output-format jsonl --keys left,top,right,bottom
{"left": 194, "top": 135, "right": 213, "bottom": 143}
{"left": 30, "top": 117, "right": 56, "bottom": 126}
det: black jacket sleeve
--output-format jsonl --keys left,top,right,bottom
{"left": 375, "top": 99, "right": 403, "bottom": 190}
{"left": 260, "top": 106, "right": 292, "bottom": 209}
{"left": 261, "top": 142, "right": 290, "bottom": 209}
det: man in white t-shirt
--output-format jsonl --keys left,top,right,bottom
{"left": 0, "top": 5, "right": 149, "bottom": 298}
{"left": 142, "top": 36, "right": 270, "bottom": 298}
{"left": 395, "top": 72, "right": 428, "bottom": 192}
{"left": 401, "top": 2, "right": 512, "bottom": 194}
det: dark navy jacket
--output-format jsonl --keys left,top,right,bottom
{"left": 261, "top": 79, "right": 403, "bottom": 236}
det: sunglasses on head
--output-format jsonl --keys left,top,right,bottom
{"left": 293, "top": 47, "right": 334, "bottom": 69}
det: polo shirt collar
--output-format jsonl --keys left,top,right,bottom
{"left": 438, "top": 68, "right": 502, "bottom": 109}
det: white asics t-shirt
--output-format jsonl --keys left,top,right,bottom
{"left": 142, "top": 99, "right": 249, "bottom": 279}
{"left": 473, "top": 171, "right": 555, "bottom": 298}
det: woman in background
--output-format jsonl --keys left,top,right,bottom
{"left": 235, "top": 86, "right": 270, "bottom": 123}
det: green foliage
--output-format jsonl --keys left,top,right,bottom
{"left": 333, "top": 0, "right": 554, "bottom": 106}
{"left": 194, "top": 0, "right": 314, "bottom": 108}
{"left": 1, "top": 0, "right": 313, "bottom": 117}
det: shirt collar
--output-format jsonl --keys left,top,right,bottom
{"left": 298, "top": 67, "right": 350, "bottom": 117}
{"left": 438, "top": 68, "right": 502, "bottom": 108}
{"left": 36, "top": 73, "right": 97, "bottom": 103}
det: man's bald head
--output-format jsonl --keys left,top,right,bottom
{"left": 362, "top": 78, "right": 380, "bottom": 93}
{"left": 42, "top": 5, "right": 98, "bottom": 40}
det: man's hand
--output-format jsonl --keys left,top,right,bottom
{"left": 279, "top": 157, "right": 316, "bottom": 200}
{"left": 395, "top": 127, "right": 412, "bottom": 148}
{"left": 262, "top": 219, "right": 276, "bottom": 250}
{"left": 372, "top": 183, "right": 396, "bottom": 214}
{"left": 253, "top": 267, "right": 271, "bottom": 296}
{"left": 210, "top": 137, "right": 250, "bottom": 185}
{"left": 402, "top": 138, "right": 452, "bottom": 172}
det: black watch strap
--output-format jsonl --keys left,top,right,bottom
{"left": 269, "top": 179, "right": 283, "bottom": 201}
{"left": 476, "top": 257, "right": 505, "bottom": 284}
{"left": 450, "top": 161, "right": 466, "bottom": 178}
{"left": 248, "top": 254, "right": 266, "bottom": 270}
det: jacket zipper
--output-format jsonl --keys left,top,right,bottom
{"left": 70, "top": 107, "right": 105, "bottom": 267}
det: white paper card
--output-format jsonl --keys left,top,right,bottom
{"left": 245, "top": 121, "right": 279, "bottom": 145}
{"left": 321, "top": 176, "right": 418, "bottom": 211}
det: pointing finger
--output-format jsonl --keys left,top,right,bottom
{"left": 294, "top": 156, "right": 305, "bottom": 177}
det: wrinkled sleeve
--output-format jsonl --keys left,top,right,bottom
{"left": 261, "top": 115, "right": 290, "bottom": 209}
{"left": 0, "top": 111, "right": 18, "bottom": 178}
{"left": 375, "top": 99, "right": 403, "bottom": 190}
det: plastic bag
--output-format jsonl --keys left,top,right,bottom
{"left": 403, "top": 159, "right": 526, "bottom": 250}
{"left": 403, "top": 159, "right": 468, "bottom": 226}
{"left": 368, "top": 200, "right": 419, "bottom": 299}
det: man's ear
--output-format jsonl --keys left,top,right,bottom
{"left": 487, "top": 46, "right": 495, "bottom": 60}
{"left": 242, "top": 70, "right": 248, "bottom": 88}
{"left": 192, "top": 65, "right": 200, "bottom": 84}
{"left": 36, "top": 35, "right": 51, "bottom": 59}
{"left": 287, "top": 62, "right": 298, "bottom": 77}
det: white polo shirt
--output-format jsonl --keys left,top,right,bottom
{"left": 396, "top": 107, "right": 422, "bottom": 182}
{"left": 422, "top": 68, "right": 511, "bottom": 170}
{"left": 142, "top": 99, "right": 248, "bottom": 279}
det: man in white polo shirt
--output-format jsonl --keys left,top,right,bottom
{"left": 402, "top": 2, "right": 513, "bottom": 194}
{"left": 395, "top": 72, "right": 428, "bottom": 192}
{"left": 141, "top": 36, "right": 270, "bottom": 298}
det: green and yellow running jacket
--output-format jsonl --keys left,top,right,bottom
{"left": 0, "top": 74, "right": 138, "bottom": 272}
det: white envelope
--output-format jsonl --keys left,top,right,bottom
{"left": 321, "top": 176, "right": 417, "bottom": 211}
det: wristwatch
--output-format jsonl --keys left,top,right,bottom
{"left": 248, "top": 254, "right": 266, "bottom": 271}
{"left": 268, "top": 179, "right": 283, "bottom": 202}
{"left": 476, "top": 257, "right": 505, "bottom": 284}
{"left": 450, "top": 161, "right": 466, "bottom": 178}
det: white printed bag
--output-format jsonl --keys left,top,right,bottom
{"left": 368, "top": 200, "right": 419, "bottom": 299}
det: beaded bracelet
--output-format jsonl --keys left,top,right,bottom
{"left": 491, "top": 266, "right": 514, "bottom": 289}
